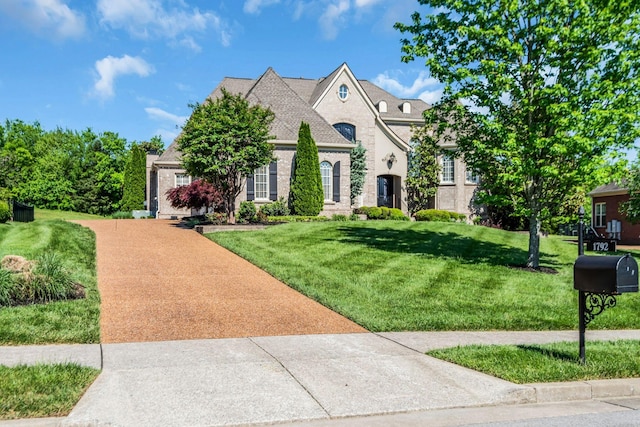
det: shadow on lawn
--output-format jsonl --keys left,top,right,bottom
{"left": 335, "top": 225, "right": 561, "bottom": 268}
{"left": 516, "top": 345, "right": 578, "bottom": 363}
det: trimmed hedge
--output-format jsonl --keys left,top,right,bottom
{"left": 354, "top": 206, "right": 409, "bottom": 221}
{"left": 0, "top": 201, "right": 10, "bottom": 223}
{"left": 267, "top": 215, "right": 329, "bottom": 223}
{"left": 414, "top": 209, "right": 467, "bottom": 222}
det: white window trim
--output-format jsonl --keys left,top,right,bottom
{"left": 465, "top": 168, "right": 479, "bottom": 184}
{"left": 320, "top": 161, "right": 333, "bottom": 201}
{"left": 338, "top": 84, "right": 349, "bottom": 101}
{"left": 594, "top": 202, "right": 606, "bottom": 227}
{"left": 254, "top": 165, "right": 269, "bottom": 200}
{"left": 175, "top": 173, "right": 191, "bottom": 187}
{"left": 441, "top": 154, "right": 455, "bottom": 184}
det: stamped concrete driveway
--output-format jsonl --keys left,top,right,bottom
{"left": 76, "top": 220, "right": 365, "bottom": 343}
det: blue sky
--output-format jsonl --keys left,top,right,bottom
{"left": 0, "top": 0, "right": 440, "bottom": 147}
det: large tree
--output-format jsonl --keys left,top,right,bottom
{"left": 396, "top": 0, "right": 640, "bottom": 268}
{"left": 290, "top": 122, "right": 324, "bottom": 216}
{"left": 407, "top": 125, "right": 441, "bottom": 215}
{"left": 177, "top": 88, "right": 275, "bottom": 223}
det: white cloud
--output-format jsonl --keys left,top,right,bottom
{"left": 243, "top": 0, "right": 281, "bottom": 14}
{"left": 354, "top": 0, "right": 383, "bottom": 7}
{"left": 96, "top": 0, "right": 232, "bottom": 49}
{"left": 373, "top": 71, "right": 441, "bottom": 99}
{"left": 0, "top": 0, "right": 85, "bottom": 39}
{"left": 318, "top": 0, "right": 350, "bottom": 40}
{"left": 93, "top": 55, "right": 154, "bottom": 99}
{"left": 145, "top": 107, "right": 188, "bottom": 128}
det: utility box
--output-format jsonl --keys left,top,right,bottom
{"left": 574, "top": 254, "right": 638, "bottom": 294}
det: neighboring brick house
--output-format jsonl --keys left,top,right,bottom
{"left": 149, "top": 63, "right": 477, "bottom": 219}
{"left": 589, "top": 182, "right": 640, "bottom": 245}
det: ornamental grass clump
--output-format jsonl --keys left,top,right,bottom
{"left": 0, "top": 253, "right": 84, "bottom": 307}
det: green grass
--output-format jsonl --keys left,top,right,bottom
{"left": 428, "top": 340, "right": 640, "bottom": 383}
{"left": 0, "top": 364, "right": 99, "bottom": 420}
{"left": 34, "top": 208, "right": 105, "bottom": 221}
{"left": 207, "top": 221, "right": 640, "bottom": 331}
{"left": 0, "top": 220, "right": 100, "bottom": 344}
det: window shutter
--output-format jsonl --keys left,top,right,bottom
{"left": 246, "top": 174, "right": 255, "bottom": 201}
{"left": 333, "top": 161, "right": 340, "bottom": 202}
{"left": 269, "top": 161, "right": 277, "bottom": 201}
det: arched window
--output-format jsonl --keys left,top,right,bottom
{"left": 320, "top": 161, "right": 333, "bottom": 201}
{"left": 333, "top": 123, "right": 356, "bottom": 142}
{"left": 338, "top": 84, "right": 349, "bottom": 100}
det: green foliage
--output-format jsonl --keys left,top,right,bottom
{"left": 0, "top": 200, "right": 10, "bottom": 223}
{"left": 138, "top": 135, "right": 165, "bottom": 155}
{"left": 238, "top": 201, "right": 257, "bottom": 223}
{"left": 356, "top": 206, "right": 409, "bottom": 221}
{"left": 290, "top": 122, "right": 324, "bottom": 216}
{"left": 396, "top": 1, "right": 640, "bottom": 267}
{"left": 266, "top": 215, "right": 329, "bottom": 223}
{"left": 414, "top": 209, "right": 466, "bottom": 222}
{"left": 0, "top": 252, "right": 82, "bottom": 307}
{"left": 205, "top": 212, "right": 228, "bottom": 225}
{"left": 111, "top": 211, "right": 133, "bottom": 219}
{"left": 178, "top": 88, "right": 275, "bottom": 223}
{"left": 331, "top": 214, "right": 349, "bottom": 221}
{"left": 622, "top": 162, "right": 640, "bottom": 223}
{"left": 259, "top": 196, "right": 290, "bottom": 216}
{"left": 407, "top": 125, "right": 441, "bottom": 214}
{"left": 350, "top": 141, "right": 367, "bottom": 204}
{"left": 121, "top": 143, "right": 146, "bottom": 211}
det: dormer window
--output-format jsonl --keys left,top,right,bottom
{"left": 402, "top": 102, "right": 411, "bottom": 114}
{"left": 338, "top": 84, "right": 349, "bottom": 101}
{"left": 378, "top": 101, "right": 387, "bottom": 113}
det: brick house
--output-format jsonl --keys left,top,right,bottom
{"left": 149, "top": 63, "right": 478, "bottom": 219}
{"left": 589, "top": 182, "right": 640, "bottom": 245}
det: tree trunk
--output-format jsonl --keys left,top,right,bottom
{"left": 527, "top": 212, "right": 541, "bottom": 268}
{"left": 226, "top": 195, "right": 236, "bottom": 224}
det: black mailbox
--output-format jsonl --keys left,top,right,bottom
{"left": 574, "top": 254, "right": 639, "bottom": 294}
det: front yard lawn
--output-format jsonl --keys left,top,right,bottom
{"left": 0, "top": 220, "right": 100, "bottom": 344}
{"left": 207, "top": 221, "right": 640, "bottom": 331}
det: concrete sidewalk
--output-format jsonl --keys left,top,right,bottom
{"left": 2, "top": 330, "right": 640, "bottom": 427}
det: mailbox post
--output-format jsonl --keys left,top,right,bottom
{"left": 575, "top": 207, "right": 639, "bottom": 364}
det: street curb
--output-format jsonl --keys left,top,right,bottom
{"left": 528, "top": 378, "right": 640, "bottom": 403}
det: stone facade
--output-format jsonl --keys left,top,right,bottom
{"left": 149, "top": 63, "right": 478, "bottom": 220}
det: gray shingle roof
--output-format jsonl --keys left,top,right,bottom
{"left": 159, "top": 63, "right": 429, "bottom": 161}
{"left": 589, "top": 181, "right": 629, "bottom": 196}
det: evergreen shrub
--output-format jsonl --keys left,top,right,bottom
{"left": 414, "top": 209, "right": 466, "bottom": 222}
{"left": 0, "top": 201, "right": 10, "bottom": 223}
{"left": 290, "top": 122, "right": 324, "bottom": 216}
{"left": 259, "top": 197, "right": 290, "bottom": 216}
{"left": 238, "top": 201, "right": 257, "bottom": 223}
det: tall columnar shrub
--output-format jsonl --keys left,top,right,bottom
{"left": 121, "top": 143, "right": 147, "bottom": 211}
{"left": 290, "top": 122, "right": 324, "bottom": 216}
{"left": 350, "top": 141, "right": 366, "bottom": 205}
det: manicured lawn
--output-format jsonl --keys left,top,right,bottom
{"left": 207, "top": 221, "right": 640, "bottom": 331}
{"left": 34, "top": 208, "right": 105, "bottom": 221}
{"left": 0, "top": 364, "right": 99, "bottom": 420}
{"left": 0, "top": 220, "right": 100, "bottom": 344}
{"left": 428, "top": 340, "right": 640, "bottom": 384}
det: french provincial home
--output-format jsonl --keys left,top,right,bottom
{"left": 147, "top": 63, "right": 477, "bottom": 219}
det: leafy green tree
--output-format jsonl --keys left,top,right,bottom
{"left": 178, "top": 88, "right": 275, "bottom": 223}
{"left": 350, "top": 141, "right": 367, "bottom": 206}
{"left": 396, "top": 0, "right": 640, "bottom": 268}
{"left": 407, "top": 125, "right": 440, "bottom": 215}
{"left": 290, "top": 122, "right": 324, "bottom": 216}
{"left": 121, "top": 143, "right": 147, "bottom": 211}
{"left": 139, "top": 135, "right": 165, "bottom": 155}
{"left": 622, "top": 161, "right": 640, "bottom": 223}
{"left": 0, "top": 119, "right": 42, "bottom": 200}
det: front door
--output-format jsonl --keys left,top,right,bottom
{"left": 377, "top": 175, "right": 394, "bottom": 208}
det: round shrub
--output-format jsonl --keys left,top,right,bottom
{"left": 0, "top": 201, "right": 10, "bottom": 223}
{"left": 238, "top": 201, "right": 257, "bottom": 223}
{"left": 389, "top": 208, "right": 409, "bottom": 221}
{"left": 366, "top": 207, "right": 383, "bottom": 219}
{"left": 259, "top": 197, "right": 290, "bottom": 216}
{"left": 415, "top": 209, "right": 453, "bottom": 222}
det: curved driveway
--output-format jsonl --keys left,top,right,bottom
{"left": 76, "top": 220, "right": 365, "bottom": 343}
